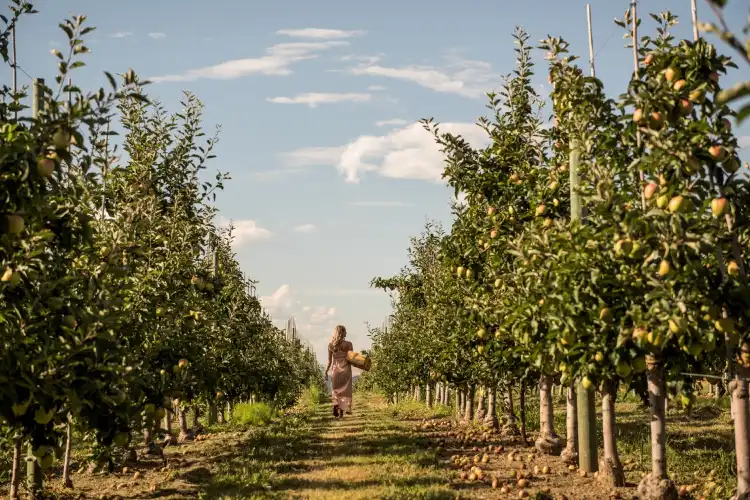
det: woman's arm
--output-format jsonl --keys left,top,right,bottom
{"left": 324, "top": 349, "right": 332, "bottom": 380}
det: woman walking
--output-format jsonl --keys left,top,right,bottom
{"left": 325, "top": 325, "right": 353, "bottom": 419}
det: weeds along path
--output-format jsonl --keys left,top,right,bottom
{"left": 45, "top": 393, "right": 455, "bottom": 499}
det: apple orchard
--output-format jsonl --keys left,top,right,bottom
{"left": 0, "top": 4, "right": 321, "bottom": 498}
{"left": 363, "top": 6, "right": 750, "bottom": 500}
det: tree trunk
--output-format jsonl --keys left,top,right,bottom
{"left": 464, "top": 386, "right": 475, "bottom": 422}
{"left": 443, "top": 385, "right": 450, "bottom": 406}
{"left": 501, "top": 381, "right": 520, "bottom": 438}
{"left": 520, "top": 379, "right": 528, "bottom": 446}
{"left": 535, "top": 374, "right": 562, "bottom": 454}
{"left": 414, "top": 385, "right": 422, "bottom": 402}
{"left": 637, "top": 356, "right": 677, "bottom": 499}
{"left": 192, "top": 405, "right": 203, "bottom": 435}
{"left": 9, "top": 434, "right": 22, "bottom": 499}
{"left": 484, "top": 386, "right": 499, "bottom": 429}
{"left": 208, "top": 403, "right": 218, "bottom": 425}
{"left": 732, "top": 361, "right": 750, "bottom": 499}
{"left": 457, "top": 390, "right": 464, "bottom": 417}
{"left": 164, "top": 407, "right": 177, "bottom": 445}
{"left": 426, "top": 383, "right": 433, "bottom": 408}
{"left": 178, "top": 403, "right": 192, "bottom": 441}
{"left": 599, "top": 380, "right": 624, "bottom": 487}
{"left": 475, "top": 387, "right": 486, "bottom": 421}
{"left": 560, "top": 385, "right": 578, "bottom": 465}
{"left": 217, "top": 404, "right": 225, "bottom": 424}
{"left": 62, "top": 419, "right": 74, "bottom": 488}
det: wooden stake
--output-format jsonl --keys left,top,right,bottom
{"left": 11, "top": 23, "right": 17, "bottom": 120}
{"left": 587, "top": 4, "right": 596, "bottom": 78}
{"left": 691, "top": 0, "right": 699, "bottom": 41}
{"left": 632, "top": 1, "right": 646, "bottom": 211}
{"left": 32, "top": 78, "right": 44, "bottom": 119}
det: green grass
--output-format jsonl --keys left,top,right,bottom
{"left": 232, "top": 402, "right": 280, "bottom": 427}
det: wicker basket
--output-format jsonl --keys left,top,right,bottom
{"left": 346, "top": 351, "right": 372, "bottom": 371}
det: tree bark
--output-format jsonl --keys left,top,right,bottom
{"left": 9, "top": 434, "right": 22, "bottom": 499}
{"left": 414, "top": 385, "right": 422, "bottom": 402}
{"left": 443, "top": 385, "right": 450, "bottom": 406}
{"left": 484, "top": 386, "right": 499, "bottom": 429}
{"left": 501, "top": 381, "right": 520, "bottom": 438}
{"left": 520, "top": 379, "right": 528, "bottom": 446}
{"left": 178, "top": 403, "right": 192, "bottom": 441}
{"left": 732, "top": 361, "right": 750, "bottom": 499}
{"left": 426, "top": 383, "right": 433, "bottom": 407}
{"left": 464, "top": 385, "right": 475, "bottom": 422}
{"left": 560, "top": 385, "right": 578, "bottom": 465}
{"left": 62, "top": 419, "right": 74, "bottom": 488}
{"left": 535, "top": 374, "right": 562, "bottom": 454}
{"left": 598, "top": 380, "right": 624, "bottom": 487}
{"left": 637, "top": 356, "right": 677, "bottom": 499}
{"left": 457, "top": 390, "right": 464, "bottom": 417}
{"left": 475, "top": 387, "right": 486, "bottom": 421}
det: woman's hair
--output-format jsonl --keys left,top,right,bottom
{"left": 329, "top": 325, "right": 347, "bottom": 351}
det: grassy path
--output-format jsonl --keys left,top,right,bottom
{"left": 243, "top": 393, "right": 455, "bottom": 499}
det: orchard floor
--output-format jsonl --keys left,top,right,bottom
{"left": 35, "top": 391, "right": 734, "bottom": 499}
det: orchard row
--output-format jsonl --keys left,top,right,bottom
{"left": 0, "top": 5, "right": 321, "bottom": 497}
{"left": 363, "top": 8, "right": 750, "bottom": 500}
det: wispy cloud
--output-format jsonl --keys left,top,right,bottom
{"left": 110, "top": 31, "right": 133, "bottom": 39}
{"left": 267, "top": 92, "right": 371, "bottom": 107}
{"left": 348, "top": 200, "right": 413, "bottom": 207}
{"left": 375, "top": 118, "right": 408, "bottom": 127}
{"left": 293, "top": 223, "right": 317, "bottom": 233}
{"left": 148, "top": 32, "right": 166, "bottom": 39}
{"left": 276, "top": 28, "right": 366, "bottom": 39}
{"left": 348, "top": 51, "right": 498, "bottom": 98}
{"left": 149, "top": 41, "right": 348, "bottom": 83}
{"left": 367, "top": 85, "right": 387, "bottom": 91}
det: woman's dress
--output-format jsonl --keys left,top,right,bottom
{"left": 331, "top": 341, "right": 353, "bottom": 413}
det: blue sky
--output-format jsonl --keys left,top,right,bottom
{"left": 9, "top": 0, "right": 749, "bottom": 365}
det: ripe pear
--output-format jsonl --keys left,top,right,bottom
{"left": 668, "top": 195, "right": 688, "bottom": 213}
{"left": 711, "top": 197, "right": 728, "bottom": 217}
{"left": 644, "top": 183, "right": 658, "bottom": 200}
{"left": 656, "top": 195, "right": 669, "bottom": 209}
{"left": 728, "top": 260, "right": 740, "bottom": 277}
{"left": 658, "top": 260, "right": 672, "bottom": 277}
{"left": 535, "top": 204, "right": 546, "bottom": 216}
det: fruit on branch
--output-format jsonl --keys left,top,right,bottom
{"left": 677, "top": 99, "right": 693, "bottom": 115}
{"left": 689, "top": 89, "right": 705, "bottom": 103}
{"left": 490, "top": 230, "right": 499, "bottom": 239}
{"left": 668, "top": 318, "right": 685, "bottom": 334}
{"left": 656, "top": 195, "right": 669, "bottom": 209}
{"left": 178, "top": 358, "right": 189, "bottom": 370}
{"left": 664, "top": 66, "right": 681, "bottom": 83}
{"left": 648, "top": 111, "right": 664, "bottom": 129}
{"left": 599, "top": 307, "right": 613, "bottom": 323}
{"left": 614, "top": 239, "right": 633, "bottom": 257}
{"left": 667, "top": 196, "right": 688, "bottom": 213}
{"left": 644, "top": 54, "right": 655, "bottom": 65}
{"left": 644, "top": 183, "right": 658, "bottom": 200}
{"left": 488, "top": 207, "right": 496, "bottom": 216}
{"left": 633, "top": 108, "right": 644, "bottom": 123}
{"left": 52, "top": 129, "right": 71, "bottom": 149}
{"left": 6, "top": 214, "right": 24, "bottom": 235}
{"left": 711, "top": 198, "right": 728, "bottom": 217}
{"left": 673, "top": 79, "right": 687, "bottom": 92}
{"left": 709, "top": 145, "right": 726, "bottom": 161}
{"left": 535, "top": 205, "right": 546, "bottom": 216}
{"left": 715, "top": 318, "right": 735, "bottom": 334}
{"left": 658, "top": 260, "right": 672, "bottom": 277}
{"left": 37, "top": 156, "right": 56, "bottom": 178}
{"left": 709, "top": 72, "right": 719, "bottom": 84}
{"left": 616, "top": 361, "right": 632, "bottom": 378}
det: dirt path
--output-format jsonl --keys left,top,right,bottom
{"left": 45, "top": 393, "right": 455, "bottom": 499}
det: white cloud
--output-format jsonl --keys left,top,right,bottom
{"left": 110, "top": 31, "right": 133, "bottom": 38}
{"left": 267, "top": 92, "right": 371, "bottom": 107}
{"left": 293, "top": 223, "right": 317, "bottom": 233}
{"left": 367, "top": 85, "right": 387, "bottom": 91}
{"left": 260, "top": 285, "right": 338, "bottom": 356}
{"left": 218, "top": 217, "right": 273, "bottom": 247}
{"left": 348, "top": 201, "right": 412, "bottom": 207}
{"left": 276, "top": 28, "right": 366, "bottom": 39}
{"left": 375, "top": 118, "right": 409, "bottom": 127}
{"left": 303, "top": 288, "right": 380, "bottom": 296}
{"left": 149, "top": 41, "right": 348, "bottom": 83}
{"left": 148, "top": 32, "right": 166, "bottom": 39}
{"left": 280, "top": 121, "right": 488, "bottom": 183}
{"left": 348, "top": 52, "right": 498, "bottom": 98}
